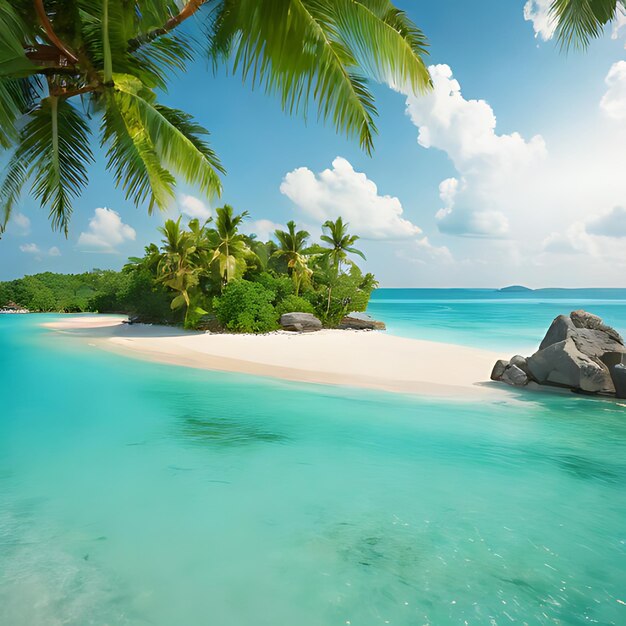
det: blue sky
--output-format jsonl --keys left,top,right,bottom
{"left": 2, "top": 0, "right": 626, "bottom": 287}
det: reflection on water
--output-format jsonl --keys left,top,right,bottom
{"left": 179, "top": 413, "right": 288, "bottom": 448}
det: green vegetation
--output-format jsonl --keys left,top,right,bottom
{"left": 0, "top": 208, "right": 378, "bottom": 332}
{"left": 548, "top": 0, "right": 626, "bottom": 50}
{"left": 0, "top": 0, "right": 430, "bottom": 235}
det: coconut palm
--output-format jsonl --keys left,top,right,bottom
{"left": 208, "top": 205, "right": 249, "bottom": 286}
{"left": 319, "top": 217, "right": 366, "bottom": 272}
{"left": 157, "top": 217, "right": 205, "bottom": 326}
{"left": 273, "top": 221, "right": 313, "bottom": 296}
{"left": 548, "top": 0, "right": 625, "bottom": 49}
{"left": 0, "top": 0, "right": 431, "bottom": 235}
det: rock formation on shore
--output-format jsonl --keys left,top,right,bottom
{"left": 279, "top": 312, "right": 323, "bottom": 332}
{"left": 491, "top": 310, "right": 626, "bottom": 398}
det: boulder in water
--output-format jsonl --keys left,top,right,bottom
{"left": 492, "top": 310, "right": 626, "bottom": 396}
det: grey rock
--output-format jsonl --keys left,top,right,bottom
{"left": 611, "top": 363, "right": 626, "bottom": 399}
{"left": 527, "top": 338, "right": 615, "bottom": 394}
{"left": 491, "top": 359, "right": 509, "bottom": 381}
{"left": 280, "top": 312, "right": 322, "bottom": 332}
{"left": 570, "top": 309, "right": 623, "bottom": 344}
{"left": 510, "top": 354, "right": 532, "bottom": 377}
{"left": 490, "top": 309, "right": 625, "bottom": 396}
{"left": 539, "top": 315, "right": 576, "bottom": 351}
{"left": 501, "top": 364, "right": 529, "bottom": 387}
{"left": 339, "top": 315, "right": 386, "bottom": 330}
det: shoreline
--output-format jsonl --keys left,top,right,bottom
{"left": 42, "top": 315, "right": 510, "bottom": 399}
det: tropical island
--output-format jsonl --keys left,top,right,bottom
{"left": 1, "top": 207, "right": 381, "bottom": 332}
{"left": 2, "top": 1, "right": 626, "bottom": 625}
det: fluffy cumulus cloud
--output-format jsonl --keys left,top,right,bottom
{"left": 541, "top": 207, "right": 626, "bottom": 266}
{"left": 179, "top": 193, "right": 211, "bottom": 221}
{"left": 280, "top": 156, "right": 423, "bottom": 240}
{"left": 586, "top": 206, "right": 626, "bottom": 237}
{"left": 397, "top": 64, "right": 546, "bottom": 237}
{"left": 600, "top": 61, "right": 626, "bottom": 120}
{"left": 19, "top": 243, "right": 41, "bottom": 255}
{"left": 523, "top": 0, "right": 557, "bottom": 41}
{"left": 77, "top": 208, "right": 136, "bottom": 253}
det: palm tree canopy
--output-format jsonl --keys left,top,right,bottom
{"left": 208, "top": 204, "right": 249, "bottom": 283}
{"left": 274, "top": 221, "right": 311, "bottom": 259}
{"left": 319, "top": 216, "right": 366, "bottom": 267}
{"left": 0, "top": 0, "right": 431, "bottom": 234}
{"left": 549, "top": 0, "right": 626, "bottom": 49}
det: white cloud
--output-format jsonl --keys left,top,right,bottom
{"left": 77, "top": 208, "right": 136, "bottom": 253}
{"left": 586, "top": 206, "right": 626, "bottom": 237}
{"left": 280, "top": 157, "right": 423, "bottom": 240}
{"left": 600, "top": 61, "right": 626, "bottom": 120}
{"left": 612, "top": 4, "right": 626, "bottom": 40}
{"left": 19, "top": 243, "right": 41, "bottom": 254}
{"left": 19, "top": 243, "right": 62, "bottom": 258}
{"left": 179, "top": 194, "right": 211, "bottom": 221}
{"left": 243, "top": 219, "right": 284, "bottom": 242}
{"left": 524, "top": 0, "right": 557, "bottom": 41}
{"left": 396, "top": 64, "right": 546, "bottom": 237}
{"left": 542, "top": 208, "right": 626, "bottom": 262}
{"left": 542, "top": 222, "right": 597, "bottom": 256}
{"left": 11, "top": 213, "right": 31, "bottom": 236}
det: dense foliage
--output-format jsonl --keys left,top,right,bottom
{"left": 0, "top": 208, "right": 378, "bottom": 332}
{"left": 0, "top": 0, "right": 430, "bottom": 234}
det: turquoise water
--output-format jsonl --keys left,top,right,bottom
{"left": 368, "top": 288, "right": 626, "bottom": 353}
{"left": 2, "top": 294, "right": 626, "bottom": 625}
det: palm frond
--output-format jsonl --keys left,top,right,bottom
{"left": 318, "top": 0, "right": 431, "bottom": 93}
{"left": 0, "top": 77, "right": 41, "bottom": 148}
{"left": 551, "top": 0, "right": 621, "bottom": 49}
{"left": 0, "top": 0, "right": 37, "bottom": 76}
{"left": 113, "top": 74, "right": 223, "bottom": 198}
{"left": 0, "top": 153, "right": 28, "bottom": 233}
{"left": 210, "top": 0, "right": 379, "bottom": 153}
{"left": 0, "top": 97, "right": 93, "bottom": 234}
{"left": 101, "top": 89, "right": 177, "bottom": 212}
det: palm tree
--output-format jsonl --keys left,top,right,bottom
{"left": 208, "top": 205, "right": 249, "bottom": 286}
{"left": 313, "top": 217, "right": 365, "bottom": 315}
{"left": 0, "top": 0, "right": 431, "bottom": 235}
{"left": 319, "top": 217, "right": 366, "bottom": 273}
{"left": 157, "top": 217, "right": 204, "bottom": 326}
{"left": 548, "top": 0, "right": 626, "bottom": 49}
{"left": 273, "top": 221, "right": 313, "bottom": 296}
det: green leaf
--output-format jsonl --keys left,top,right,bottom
{"left": 170, "top": 293, "right": 187, "bottom": 310}
{"left": 551, "top": 0, "right": 622, "bottom": 49}
{"left": 0, "top": 97, "right": 93, "bottom": 234}
{"left": 112, "top": 74, "right": 224, "bottom": 199}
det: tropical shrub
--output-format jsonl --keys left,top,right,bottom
{"left": 255, "top": 273, "right": 294, "bottom": 303}
{"left": 275, "top": 294, "right": 316, "bottom": 317}
{"left": 213, "top": 280, "right": 278, "bottom": 333}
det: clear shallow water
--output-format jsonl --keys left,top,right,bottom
{"left": 368, "top": 288, "right": 626, "bottom": 354}
{"left": 1, "top": 303, "right": 626, "bottom": 625}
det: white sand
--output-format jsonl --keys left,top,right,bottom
{"left": 42, "top": 316, "right": 507, "bottom": 398}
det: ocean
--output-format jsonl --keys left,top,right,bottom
{"left": 1, "top": 289, "right": 625, "bottom": 625}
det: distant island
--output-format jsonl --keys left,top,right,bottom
{"left": 498, "top": 285, "right": 533, "bottom": 293}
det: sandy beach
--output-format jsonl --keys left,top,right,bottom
{"left": 42, "top": 315, "right": 507, "bottom": 398}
